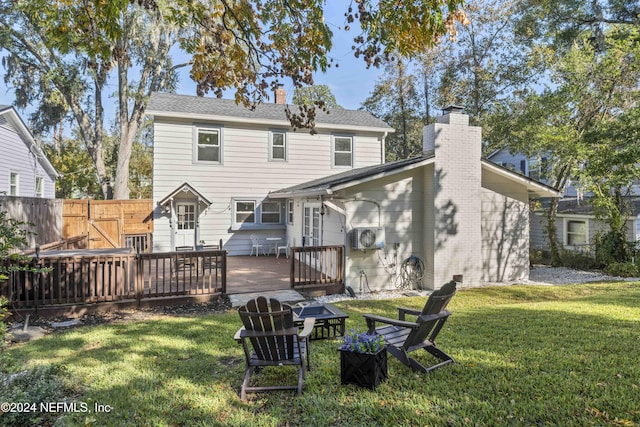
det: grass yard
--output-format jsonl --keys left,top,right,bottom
{"left": 3, "top": 282, "right": 640, "bottom": 426}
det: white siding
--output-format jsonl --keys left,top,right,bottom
{"left": 0, "top": 123, "right": 55, "bottom": 198}
{"left": 480, "top": 173, "right": 530, "bottom": 282}
{"left": 152, "top": 118, "right": 384, "bottom": 254}
{"left": 341, "top": 169, "right": 424, "bottom": 292}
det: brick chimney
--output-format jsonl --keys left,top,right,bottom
{"left": 422, "top": 106, "right": 483, "bottom": 288}
{"left": 274, "top": 84, "right": 286, "bottom": 105}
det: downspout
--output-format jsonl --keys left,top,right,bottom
{"left": 381, "top": 131, "right": 388, "bottom": 163}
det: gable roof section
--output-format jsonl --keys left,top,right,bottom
{"left": 158, "top": 182, "right": 212, "bottom": 207}
{"left": 269, "top": 153, "right": 561, "bottom": 199}
{"left": 0, "top": 105, "right": 59, "bottom": 178}
{"left": 481, "top": 160, "right": 560, "bottom": 198}
{"left": 145, "top": 92, "right": 393, "bottom": 133}
{"left": 269, "top": 154, "right": 435, "bottom": 198}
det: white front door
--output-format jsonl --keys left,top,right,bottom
{"left": 176, "top": 202, "right": 196, "bottom": 247}
{"left": 303, "top": 203, "right": 322, "bottom": 247}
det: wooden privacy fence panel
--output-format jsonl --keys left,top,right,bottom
{"left": 0, "top": 196, "right": 63, "bottom": 249}
{"left": 290, "top": 245, "right": 344, "bottom": 288}
{"left": 63, "top": 199, "right": 153, "bottom": 251}
{"left": 2, "top": 250, "right": 226, "bottom": 309}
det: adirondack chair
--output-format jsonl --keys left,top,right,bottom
{"left": 235, "top": 296, "right": 315, "bottom": 401}
{"left": 363, "top": 280, "right": 457, "bottom": 373}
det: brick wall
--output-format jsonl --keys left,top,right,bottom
{"left": 423, "top": 112, "right": 484, "bottom": 288}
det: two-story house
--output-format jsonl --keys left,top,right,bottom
{"left": 0, "top": 105, "right": 58, "bottom": 198}
{"left": 146, "top": 91, "right": 393, "bottom": 255}
{"left": 148, "top": 95, "right": 559, "bottom": 290}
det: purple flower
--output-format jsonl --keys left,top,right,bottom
{"left": 339, "top": 329, "right": 385, "bottom": 353}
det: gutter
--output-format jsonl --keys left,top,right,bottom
{"left": 268, "top": 188, "right": 334, "bottom": 199}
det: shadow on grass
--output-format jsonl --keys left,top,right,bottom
{"left": 6, "top": 283, "right": 640, "bottom": 426}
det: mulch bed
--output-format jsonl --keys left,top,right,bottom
{"left": 7, "top": 297, "right": 233, "bottom": 334}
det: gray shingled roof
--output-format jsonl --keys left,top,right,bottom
{"left": 270, "top": 154, "right": 434, "bottom": 197}
{"left": 146, "top": 92, "right": 392, "bottom": 130}
{"left": 539, "top": 196, "right": 640, "bottom": 215}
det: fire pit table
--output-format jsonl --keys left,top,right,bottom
{"left": 292, "top": 303, "right": 349, "bottom": 341}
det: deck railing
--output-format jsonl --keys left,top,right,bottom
{"left": 290, "top": 245, "right": 344, "bottom": 289}
{"left": 2, "top": 249, "right": 226, "bottom": 309}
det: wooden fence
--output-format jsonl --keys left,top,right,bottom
{"left": 63, "top": 199, "right": 153, "bottom": 252}
{"left": 290, "top": 245, "right": 344, "bottom": 294}
{"left": 0, "top": 196, "right": 63, "bottom": 249}
{"left": 2, "top": 250, "right": 226, "bottom": 310}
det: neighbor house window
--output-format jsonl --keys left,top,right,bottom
{"left": 270, "top": 130, "right": 287, "bottom": 161}
{"left": 261, "top": 201, "right": 281, "bottom": 224}
{"left": 287, "top": 200, "right": 294, "bottom": 224}
{"left": 235, "top": 201, "right": 256, "bottom": 225}
{"left": 35, "top": 177, "right": 44, "bottom": 197}
{"left": 528, "top": 157, "right": 548, "bottom": 181}
{"left": 566, "top": 219, "right": 587, "bottom": 246}
{"left": 9, "top": 172, "right": 18, "bottom": 196}
{"left": 195, "top": 127, "right": 222, "bottom": 163}
{"left": 333, "top": 136, "right": 353, "bottom": 167}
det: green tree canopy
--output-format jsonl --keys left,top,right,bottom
{"left": 1, "top": 0, "right": 467, "bottom": 199}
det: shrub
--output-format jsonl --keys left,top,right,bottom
{"left": 559, "top": 249, "right": 600, "bottom": 270}
{"left": 530, "top": 248, "right": 551, "bottom": 265}
{"left": 606, "top": 262, "right": 639, "bottom": 278}
{"left": 0, "top": 364, "right": 81, "bottom": 427}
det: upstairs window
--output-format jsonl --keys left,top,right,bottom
{"left": 270, "top": 131, "right": 287, "bottom": 161}
{"left": 9, "top": 172, "right": 18, "bottom": 196}
{"left": 528, "top": 157, "right": 548, "bottom": 181}
{"left": 195, "top": 127, "right": 222, "bottom": 163}
{"left": 333, "top": 136, "right": 353, "bottom": 167}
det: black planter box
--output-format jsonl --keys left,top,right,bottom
{"left": 339, "top": 348, "right": 388, "bottom": 389}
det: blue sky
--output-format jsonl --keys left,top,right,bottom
{"left": 0, "top": 6, "right": 383, "bottom": 117}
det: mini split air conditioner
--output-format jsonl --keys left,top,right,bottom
{"left": 352, "top": 227, "right": 385, "bottom": 250}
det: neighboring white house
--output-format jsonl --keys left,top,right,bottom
{"left": 0, "top": 105, "right": 58, "bottom": 198}
{"left": 488, "top": 149, "right": 640, "bottom": 251}
{"left": 270, "top": 109, "right": 560, "bottom": 290}
{"left": 146, "top": 91, "right": 393, "bottom": 255}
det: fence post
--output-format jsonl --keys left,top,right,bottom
{"left": 135, "top": 247, "right": 143, "bottom": 307}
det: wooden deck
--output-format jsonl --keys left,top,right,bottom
{"left": 226, "top": 255, "right": 292, "bottom": 294}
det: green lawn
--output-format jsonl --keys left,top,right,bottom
{"left": 3, "top": 282, "right": 640, "bottom": 426}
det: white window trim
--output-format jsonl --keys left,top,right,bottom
{"left": 9, "top": 172, "right": 19, "bottom": 196}
{"left": 193, "top": 124, "right": 224, "bottom": 164}
{"left": 287, "top": 199, "right": 294, "bottom": 225}
{"left": 35, "top": 176, "right": 44, "bottom": 198}
{"left": 269, "top": 129, "right": 288, "bottom": 162}
{"left": 563, "top": 217, "right": 589, "bottom": 247}
{"left": 231, "top": 198, "right": 285, "bottom": 231}
{"left": 332, "top": 134, "right": 354, "bottom": 168}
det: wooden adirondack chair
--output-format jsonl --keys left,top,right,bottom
{"left": 363, "top": 280, "right": 457, "bottom": 373}
{"left": 235, "top": 297, "right": 315, "bottom": 401}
